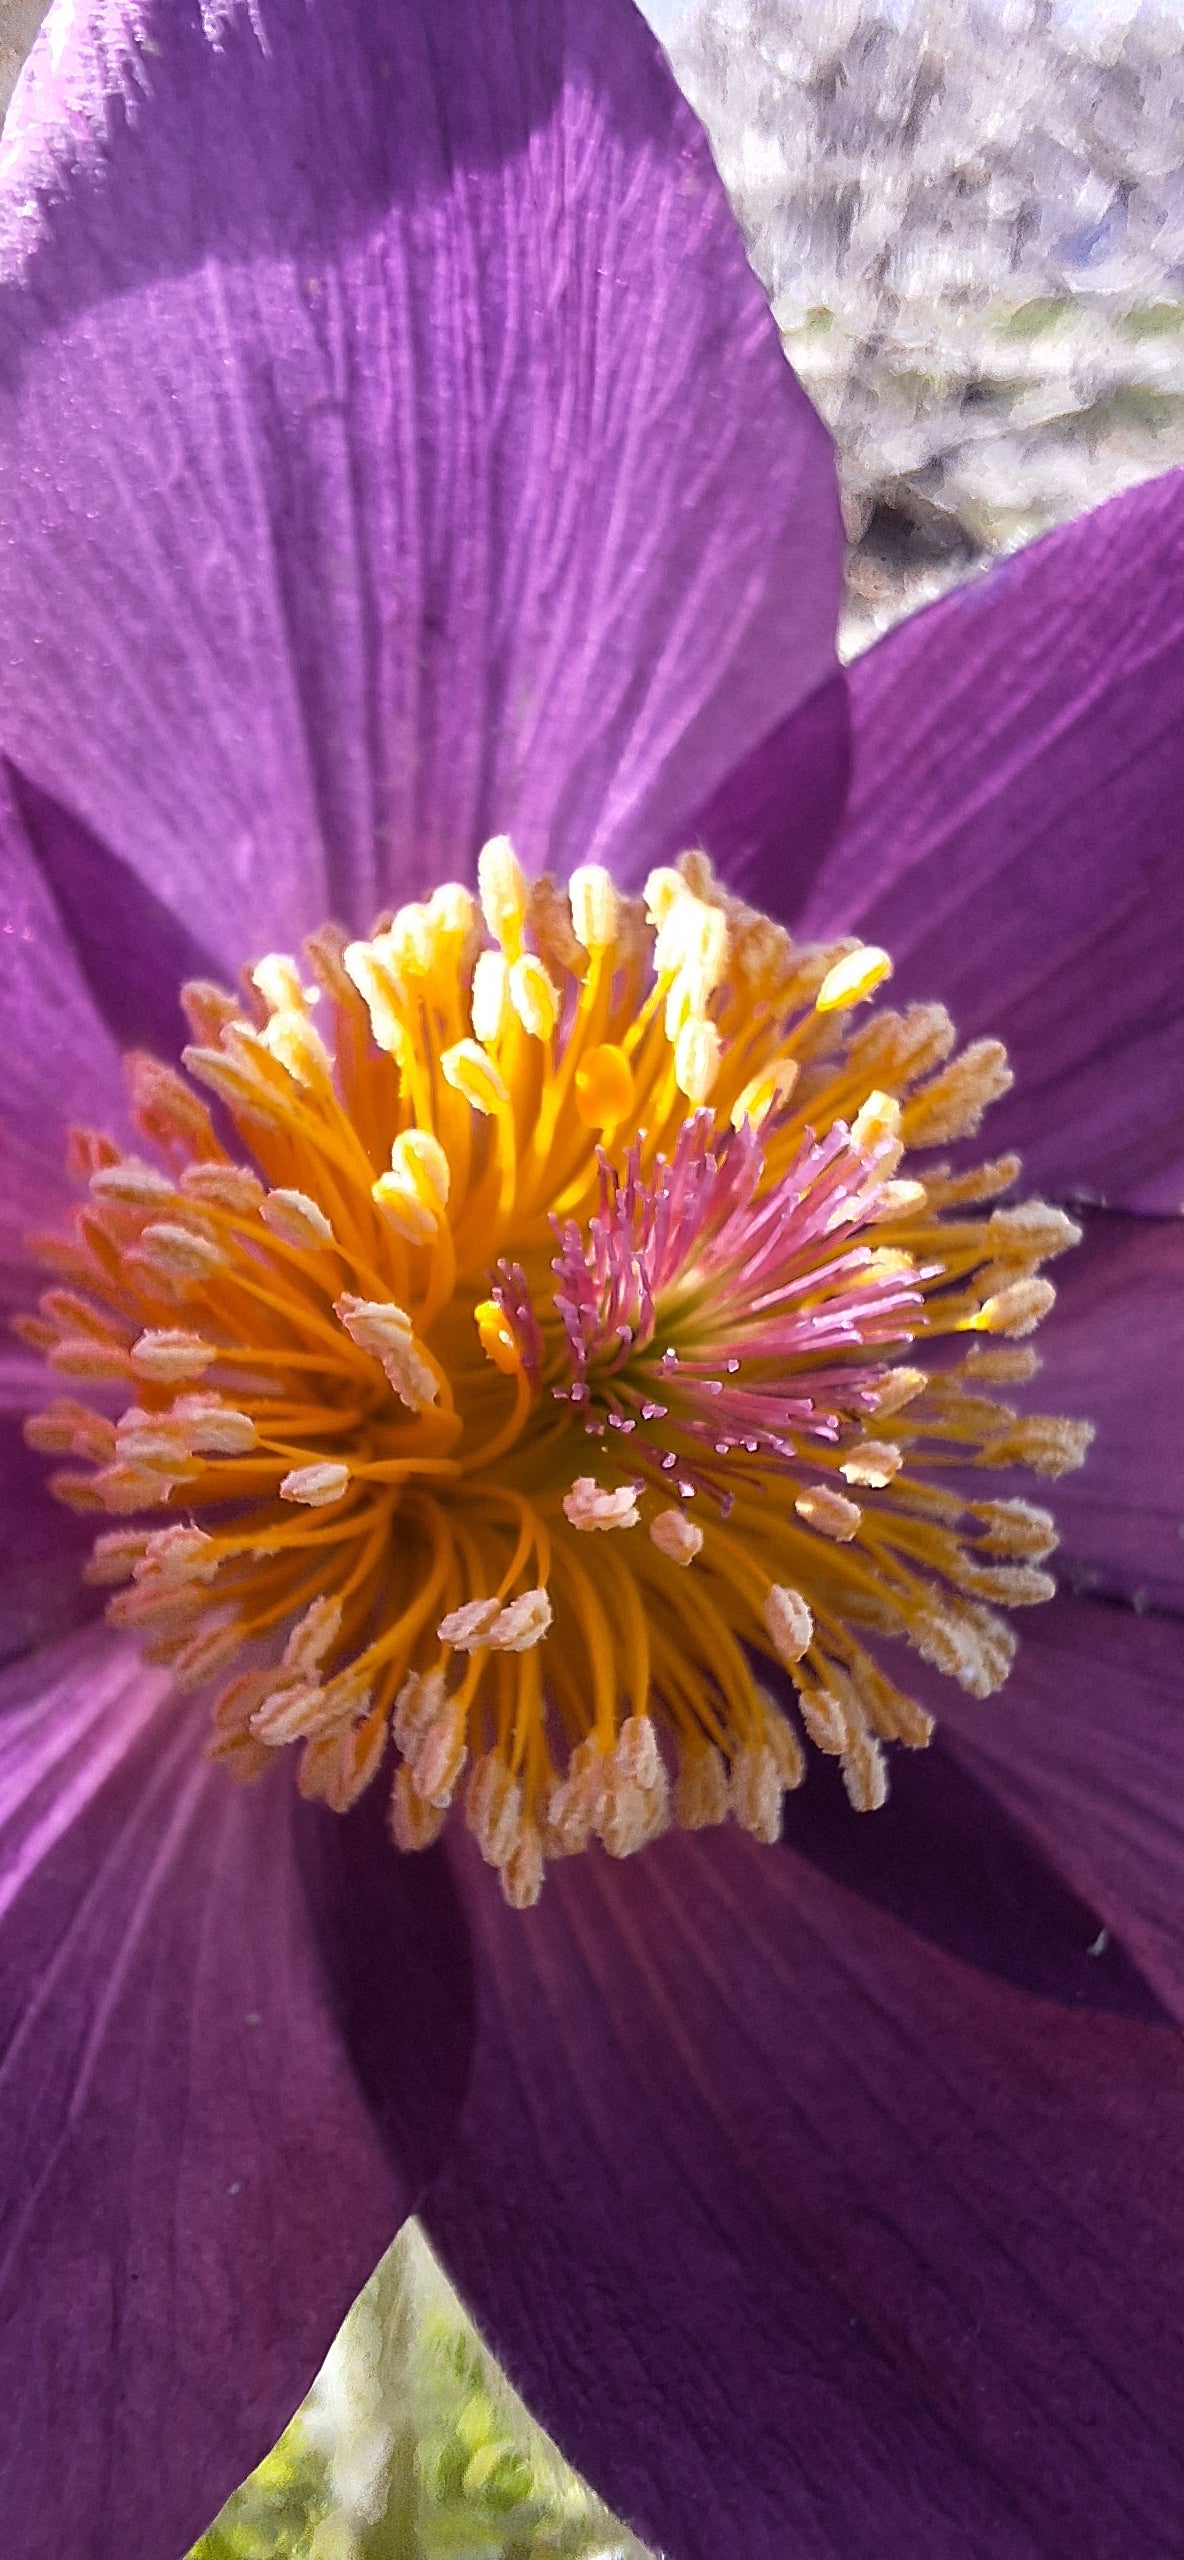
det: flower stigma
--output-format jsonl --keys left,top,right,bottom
{"left": 20, "top": 842, "right": 1092, "bottom": 1908}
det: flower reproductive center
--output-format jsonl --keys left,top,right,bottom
{"left": 20, "top": 842, "right": 1092, "bottom": 1907}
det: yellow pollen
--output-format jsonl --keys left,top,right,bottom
{"left": 815, "top": 946, "right": 893, "bottom": 1012}
{"left": 18, "top": 847, "right": 1091, "bottom": 1907}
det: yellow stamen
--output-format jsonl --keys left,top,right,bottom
{"left": 19, "top": 845, "right": 1090, "bottom": 1909}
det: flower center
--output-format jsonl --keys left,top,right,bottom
{"left": 20, "top": 841, "right": 1091, "bottom": 1907}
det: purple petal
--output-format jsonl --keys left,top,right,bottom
{"left": 8, "top": 764, "right": 221, "bottom": 1066}
{"left": 0, "top": 1626, "right": 472, "bottom": 2560}
{"left": 0, "top": 0, "right": 840, "bottom": 967}
{"left": 660, "top": 667, "right": 852, "bottom": 913}
{"left": 1022, "top": 1210, "right": 1184, "bottom": 1614}
{"left": 425, "top": 1819, "right": 1184, "bottom": 2560}
{"left": 0, "top": 1415, "right": 99, "bottom": 1666}
{"left": 797, "top": 473, "right": 1184, "bottom": 1212}
{"left": 0, "top": 769, "right": 127, "bottom": 1317}
{"left": 938, "top": 1598, "right": 1184, "bottom": 2031}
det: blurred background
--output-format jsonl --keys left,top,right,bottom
{"left": 2, "top": 0, "right": 1181, "bottom": 2551}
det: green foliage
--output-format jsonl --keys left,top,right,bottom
{"left": 189, "top": 2421, "right": 333, "bottom": 2560}
{"left": 189, "top": 2228, "right": 646, "bottom": 2560}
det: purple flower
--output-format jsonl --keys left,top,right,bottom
{"left": 0, "top": 6, "right": 1181, "bottom": 2560}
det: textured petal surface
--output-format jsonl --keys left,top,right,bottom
{"left": 0, "top": 767, "right": 127, "bottom": 1319}
{"left": 1016, "top": 1210, "right": 1184, "bottom": 1615}
{"left": 425, "top": 1814, "right": 1184, "bottom": 2560}
{"left": 937, "top": 1597, "right": 1184, "bottom": 2033}
{"left": 798, "top": 473, "right": 1184, "bottom": 1211}
{"left": 0, "top": 0, "right": 840, "bottom": 971}
{"left": 0, "top": 1626, "right": 473, "bottom": 2560}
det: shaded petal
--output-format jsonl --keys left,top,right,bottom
{"left": 0, "top": 1626, "right": 473, "bottom": 2560}
{"left": 425, "top": 1820, "right": 1184, "bottom": 2560}
{"left": 798, "top": 474, "right": 1184, "bottom": 1211}
{"left": 0, "top": 1414, "right": 99, "bottom": 1667}
{"left": 937, "top": 1598, "right": 1184, "bottom": 2034}
{"left": 664, "top": 667, "right": 852, "bottom": 912}
{"left": 0, "top": 0, "right": 840, "bottom": 967}
{"left": 1021, "top": 1210, "right": 1184, "bottom": 1615}
{"left": 0, "top": 767, "right": 127, "bottom": 1318}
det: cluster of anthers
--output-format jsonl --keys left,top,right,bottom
{"left": 20, "top": 842, "right": 1091, "bottom": 1907}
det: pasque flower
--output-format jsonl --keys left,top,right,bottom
{"left": 0, "top": 4, "right": 1181, "bottom": 2558}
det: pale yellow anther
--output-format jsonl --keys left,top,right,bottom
{"left": 763, "top": 1583, "right": 813, "bottom": 1663}
{"left": 873, "top": 1364, "right": 927, "bottom": 1415}
{"left": 509, "top": 953, "right": 560, "bottom": 1041}
{"left": 438, "top": 1597, "right": 504, "bottom": 1651}
{"left": 969, "top": 1498, "right": 1058, "bottom": 1560}
{"left": 389, "top": 1762, "right": 447, "bottom": 1852}
{"left": 465, "top": 1752, "right": 523, "bottom": 1867}
{"left": 851, "top": 1090, "right": 902, "bottom": 1152}
{"left": 613, "top": 1713, "right": 663, "bottom": 1792}
{"left": 816, "top": 946, "right": 893, "bottom": 1012}
{"left": 47, "top": 1338, "right": 133, "bottom": 1383}
{"left": 796, "top": 1685, "right": 849, "bottom": 1755}
{"left": 501, "top": 1823, "right": 544, "bottom": 1909}
{"left": 279, "top": 1461, "right": 350, "bottom": 1507}
{"left": 441, "top": 1038, "right": 509, "bottom": 1115}
{"left": 568, "top": 864, "right": 619, "bottom": 952}
{"left": 673, "top": 1014, "right": 721, "bottom": 1106}
{"left": 411, "top": 1696, "right": 469, "bottom": 1808}
{"left": 283, "top": 1596, "right": 344, "bottom": 1677}
{"left": 90, "top": 1156, "right": 176, "bottom": 1209}
{"left": 643, "top": 866, "right": 684, "bottom": 929}
{"left": 261, "top": 1009, "right": 334, "bottom": 1088}
{"left": 172, "top": 1395, "right": 258, "bottom": 1455}
{"left": 250, "top": 1681, "right": 343, "bottom": 1747}
{"left": 169, "top": 1617, "right": 244, "bottom": 1693}
{"left": 335, "top": 1293, "right": 439, "bottom": 1410}
{"left": 477, "top": 834, "right": 528, "bottom": 953}
{"left": 574, "top": 1042, "right": 635, "bottom": 1130}
{"left": 135, "top": 1525, "right": 219, "bottom": 1586}
{"left": 129, "top": 1329, "right": 216, "bottom": 1382}
{"left": 486, "top": 1587, "right": 553, "bottom": 1652}
{"left": 654, "top": 892, "right": 728, "bottom": 992}
{"left": 180, "top": 1164, "right": 265, "bottom": 1214}
{"left": 870, "top": 1179, "right": 928, "bottom": 1221}
{"left": 373, "top": 1127, "right": 452, "bottom": 1244}
{"left": 392, "top": 1669, "right": 447, "bottom": 1757}
{"left": 471, "top": 948, "right": 510, "bottom": 1044}
{"left": 970, "top": 1276, "right": 1057, "bottom": 1338}
{"left": 731, "top": 1057, "right": 799, "bottom": 1130}
{"left": 91, "top": 1462, "right": 176, "bottom": 1513}
{"left": 371, "top": 1171, "right": 436, "bottom": 1246}
{"left": 260, "top": 1188, "right": 335, "bottom": 1250}
{"left": 649, "top": 1508, "right": 703, "bottom": 1565}
{"left": 842, "top": 1732, "right": 888, "bottom": 1813}
{"left": 840, "top": 1441, "right": 903, "bottom": 1488}
{"left": 986, "top": 1202, "right": 1083, "bottom": 1263}
{"left": 251, "top": 954, "right": 309, "bottom": 1016}
{"left": 116, "top": 1409, "right": 197, "bottom": 1472}
{"left": 673, "top": 1742, "right": 729, "bottom": 1831}
{"left": 342, "top": 940, "right": 404, "bottom": 1055}
{"left": 382, "top": 902, "right": 434, "bottom": 980}
{"left": 84, "top": 1530, "right": 153, "bottom": 1587}
{"left": 473, "top": 1299, "right": 522, "bottom": 1376}
{"left": 729, "top": 1743, "right": 784, "bottom": 1844}
{"left": 562, "top": 1477, "right": 641, "bottom": 1532}
{"left": 903, "top": 1039, "right": 1013, "bottom": 1146}
{"left": 981, "top": 1414, "right": 1094, "bottom": 1477}
{"left": 136, "top": 1222, "right": 227, "bottom": 1281}
{"left": 795, "top": 1484, "right": 863, "bottom": 1541}
{"left": 762, "top": 1703, "right": 806, "bottom": 1791}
